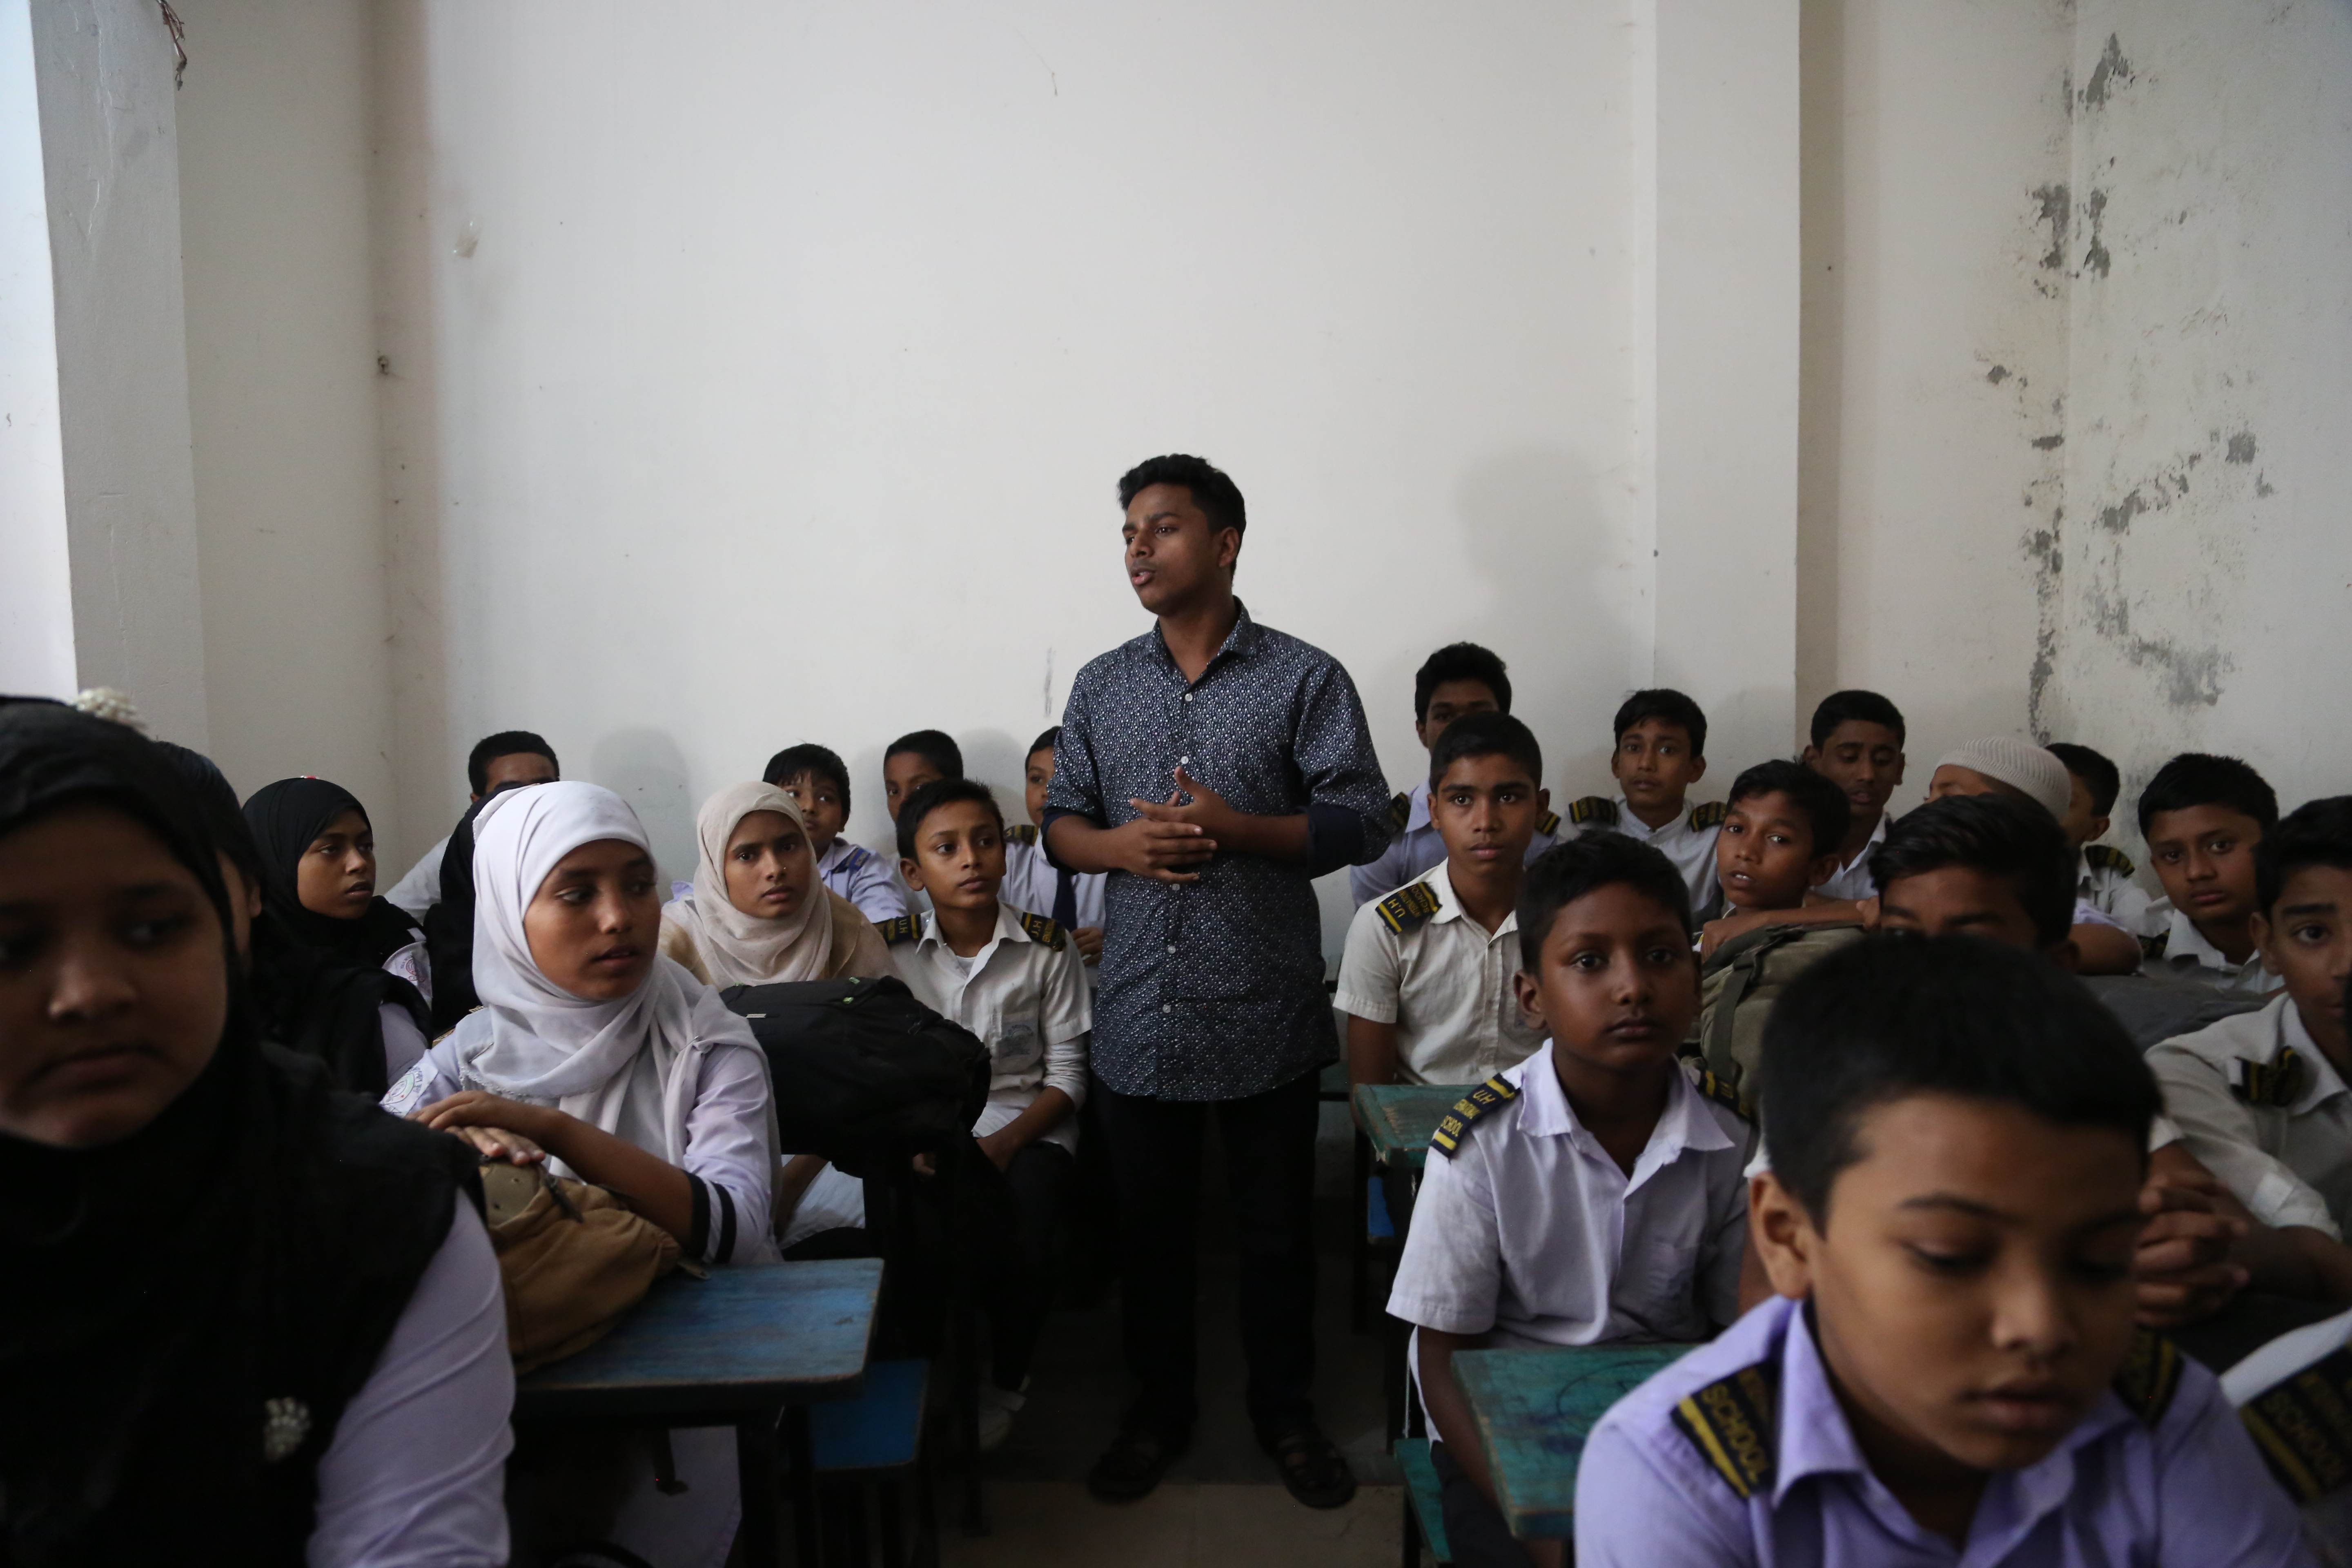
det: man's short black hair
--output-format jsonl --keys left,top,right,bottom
{"left": 2136, "top": 752, "right": 2279, "bottom": 839}
{"left": 2256, "top": 796, "right": 2352, "bottom": 916}
{"left": 764, "top": 743, "right": 851, "bottom": 813}
{"left": 1430, "top": 711, "right": 1543, "bottom": 793}
{"left": 1611, "top": 688, "right": 1707, "bottom": 758}
{"left": 1516, "top": 833, "right": 1693, "bottom": 970}
{"left": 1413, "top": 643, "right": 1512, "bottom": 725}
{"left": 2046, "top": 742, "right": 2122, "bottom": 817}
{"left": 896, "top": 777, "right": 1004, "bottom": 862}
{"left": 1869, "top": 794, "right": 2076, "bottom": 948}
{"left": 885, "top": 729, "right": 964, "bottom": 780}
{"left": 1027, "top": 726, "right": 1061, "bottom": 762}
{"left": 1727, "top": 759, "right": 1851, "bottom": 860}
{"left": 466, "top": 730, "right": 557, "bottom": 797}
{"left": 1118, "top": 454, "right": 1246, "bottom": 540}
{"left": 1760, "top": 935, "right": 2159, "bottom": 1221}
{"left": 1808, "top": 689, "right": 1907, "bottom": 751}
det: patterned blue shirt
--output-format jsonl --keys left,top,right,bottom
{"left": 1044, "top": 603, "right": 1393, "bottom": 1100}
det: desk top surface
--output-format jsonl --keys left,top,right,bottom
{"left": 515, "top": 1256, "right": 882, "bottom": 1418}
{"left": 1351, "top": 1082, "right": 1465, "bottom": 1170}
{"left": 1456, "top": 1343, "right": 1692, "bottom": 1540}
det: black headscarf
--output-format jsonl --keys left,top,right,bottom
{"left": 229, "top": 775, "right": 428, "bottom": 1093}
{"left": 241, "top": 776, "right": 421, "bottom": 968}
{"left": 0, "top": 707, "right": 477, "bottom": 1566}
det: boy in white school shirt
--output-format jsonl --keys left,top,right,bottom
{"left": 2139, "top": 751, "right": 2288, "bottom": 998}
{"left": 1336, "top": 712, "right": 1548, "bottom": 1089}
{"left": 1385, "top": 833, "right": 1754, "bottom": 1568}
{"left": 1001, "top": 727, "right": 1105, "bottom": 967}
{"left": 1564, "top": 688, "right": 1724, "bottom": 922}
{"left": 884, "top": 776, "right": 1092, "bottom": 1450}
{"left": 1348, "top": 643, "right": 1559, "bottom": 906}
{"left": 764, "top": 743, "right": 907, "bottom": 924}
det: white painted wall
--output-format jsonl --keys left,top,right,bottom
{"left": 25, "top": 0, "right": 210, "bottom": 744}
{"left": 174, "top": 0, "right": 396, "bottom": 811}
{"left": 0, "top": 0, "right": 77, "bottom": 700}
{"left": 2042, "top": 1, "right": 2352, "bottom": 837}
{"left": 367, "top": 0, "right": 1668, "bottom": 928}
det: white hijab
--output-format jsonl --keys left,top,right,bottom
{"left": 663, "top": 782, "right": 835, "bottom": 987}
{"left": 456, "top": 780, "right": 761, "bottom": 1165}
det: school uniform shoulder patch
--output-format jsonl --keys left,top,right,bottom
{"left": 1693, "top": 1067, "right": 1755, "bottom": 1122}
{"left": 2140, "top": 930, "right": 2172, "bottom": 962}
{"left": 876, "top": 915, "right": 923, "bottom": 947}
{"left": 1672, "top": 1360, "right": 1778, "bottom": 1499}
{"left": 2238, "top": 1344, "right": 2352, "bottom": 1503}
{"left": 1375, "top": 880, "right": 1444, "bottom": 935}
{"left": 1004, "top": 822, "right": 1039, "bottom": 847}
{"left": 2110, "top": 1330, "right": 2184, "bottom": 1428}
{"left": 1388, "top": 792, "right": 1413, "bottom": 832}
{"left": 1568, "top": 796, "right": 1619, "bottom": 828}
{"left": 2084, "top": 843, "right": 2136, "bottom": 878}
{"left": 1428, "top": 1075, "right": 1518, "bottom": 1159}
{"left": 1536, "top": 809, "right": 1562, "bottom": 838}
{"left": 1015, "top": 910, "right": 1067, "bottom": 951}
{"left": 2231, "top": 1047, "right": 2307, "bottom": 1108}
{"left": 1688, "top": 800, "right": 1727, "bottom": 831}
{"left": 837, "top": 844, "right": 873, "bottom": 871}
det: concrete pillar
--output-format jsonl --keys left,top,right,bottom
{"left": 0, "top": 0, "right": 208, "bottom": 743}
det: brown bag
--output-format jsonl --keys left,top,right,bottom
{"left": 479, "top": 1162, "right": 682, "bottom": 1374}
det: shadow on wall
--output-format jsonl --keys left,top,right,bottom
{"left": 591, "top": 727, "right": 696, "bottom": 884}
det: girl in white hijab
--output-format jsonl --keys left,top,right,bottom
{"left": 384, "top": 780, "right": 776, "bottom": 1269}
{"left": 659, "top": 782, "right": 890, "bottom": 987}
{"left": 659, "top": 781, "right": 889, "bottom": 1256}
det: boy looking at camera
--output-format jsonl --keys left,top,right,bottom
{"left": 1577, "top": 935, "right": 2311, "bottom": 1565}
{"left": 1568, "top": 690, "right": 1724, "bottom": 920}
{"left": 1800, "top": 690, "right": 1907, "bottom": 902}
{"left": 1336, "top": 712, "right": 1551, "bottom": 1088}
{"left": 765, "top": 742, "right": 904, "bottom": 923}
{"left": 1698, "top": 760, "right": 1850, "bottom": 953}
{"left": 1387, "top": 835, "right": 1755, "bottom": 1568}
{"left": 2140, "top": 753, "right": 2285, "bottom": 997}
{"left": 884, "top": 777, "right": 1092, "bottom": 1450}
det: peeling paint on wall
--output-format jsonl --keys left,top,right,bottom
{"left": 2081, "top": 188, "right": 2110, "bottom": 277}
{"left": 2081, "top": 33, "right": 2133, "bottom": 108}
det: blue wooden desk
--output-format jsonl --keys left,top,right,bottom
{"left": 516, "top": 1257, "right": 883, "bottom": 1567}
{"left": 1454, "top": 1343, "right": 1691, "bottom": 1541}
{"left": 1352, "top": 1082, "right": 1467, "bottom": 1174}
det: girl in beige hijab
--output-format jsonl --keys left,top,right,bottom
{"left": 659, "top": 782, "right": 890, "bottom": 986}
{"left": 660, "top": 781, "right": 889, "bottom": 1257}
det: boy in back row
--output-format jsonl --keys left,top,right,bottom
{"left": 1566, "top": 688, "right": 1726, "bottom": 922}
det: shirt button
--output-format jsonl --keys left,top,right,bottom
{"left": 1162, "top": 1004, "right": 1172, "bottom": 1014}
{"left": 1179, "top": 755, "right": 1189, "bottom": 764}
{"left": 1167, "top": 943, "right": 1177, "bottom": 954}
{"left": 1183, "top": 693, "right": 1193, "bottom": 703}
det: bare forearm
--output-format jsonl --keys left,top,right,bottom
{"left": 987, "top": 1087, "right": 1075, "bottom": 1158}
{"left": 2070, "top": 921, "right": 2143, "bottom": 976}
{"left": 1346, "top": 1016, "right": 1399, "bottom": 1130}
{"left": 2238, "top": 1223, "right": 2352, "bottom": 1303}
{"left": 537, "top": 1111, "right": 697, "bottom": 1244}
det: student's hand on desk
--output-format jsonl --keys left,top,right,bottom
{"left": 1074, "top": 926, "right": 1104, "bottom": 962}
{"left": 2133, "top": 1172, "right": 2248, "bottom": 1328}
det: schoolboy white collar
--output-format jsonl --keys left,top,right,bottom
{"left": 1514, "top": 1041, "right": 1734, "bottom": 1187}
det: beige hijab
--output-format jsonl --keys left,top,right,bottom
{"left": 660, "top": 782, "right": 887, "bottom": 986}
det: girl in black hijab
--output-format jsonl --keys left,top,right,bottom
{"left": 234, "top": 776, "right": 431, "bottom": 1094}
{"left": 0, "top": 704, "right": 512, "bottom": 1566}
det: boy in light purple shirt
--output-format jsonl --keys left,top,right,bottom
{"left": 1576, "top": 935, "right": 2315, "bottom": 1566}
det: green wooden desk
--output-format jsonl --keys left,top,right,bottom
{"left": 1455, "top": 1343, "right": 1692, "bottom": 1540}
{"left": 1352, "top": 1082, "right": 1467, "bottom": 1173}
{"left": 517, "top": 1257, "right": 883, "bottom": 1567}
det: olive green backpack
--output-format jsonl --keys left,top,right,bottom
{"left": 1692, "top": 922, "right": 1868, "bottom": 1096}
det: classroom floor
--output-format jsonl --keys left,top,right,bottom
{"left": 940, "top": 1101, "right": 1407, "bottom": 1566}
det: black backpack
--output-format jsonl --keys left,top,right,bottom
{"left": 719, "top": 976, "right": 991, "bottom": 1177}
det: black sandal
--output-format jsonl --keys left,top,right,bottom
{"left": 1085, "top": 1423, "right": 1189, "bottom": 1503}
{"left": 1260, "top": 1421, "right": 1357, "bottom": 1510}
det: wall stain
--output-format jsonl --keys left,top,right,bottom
{"left": 2025, "top": 511, "right": 2065, "bottom": 735}
{"left": 2257, "top": 473, "right": 2276, "bottom": 497}
{"left": 2032, "top": 184, "right": 2071, "bottom": 272}
{"left": 2226, "top": 432, "right": 2257, "bottom": 463}
{"left": 1987, "top": 365, "right": 2011, "bottom": 385}
{"left": 2082, "top": 189, "right": 2111, "bottom": 278}
{"left": 2082, "top": 33, "right": 2134, "bottom": 109}
{"left": 2032, "top": 434, "right": 2065, "bottom": 450}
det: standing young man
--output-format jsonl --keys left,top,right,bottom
{"left": 1044, "top": 454, "right": 1393, "bottom": 1509}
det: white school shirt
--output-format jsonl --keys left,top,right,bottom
{"left": 383, "top": 835, "right": 451, "bottom": 920}
{"left": 1333, "top": 862, "right": 1544, "bottom": 1085}
{"left": 1811, "top": 811, "right": 1889, "bottom": 903}
{"left": 2151, "top": 905, "right": 2285, "bottom": 998}
{"left": 1570, "top": 795, "right": 1724, "bottom": 922}
{"left": 886, "top": 903, "right": 1092, "bottom": 1153}
{"left": 383, "top": 1035, "right": 776, "bottom": 1267}
{"left": 2079, "top": 846, "right": 2165, "bottom": 937}
{"left": 308, "top": 1197, "right": 512, "bottom": 1568}
{"left": 1386, "top": 1044, "right": 1754, "bottom": 1350}
{"left": 815, "top": 837, "right": 908, "bottom": 924}
{"left": 1001, "top": 828, "right": 1106, "bottom": 931}
{"left": 2149, "top": 993, "right": 2352, "bottom": 1239}
{"left": 1348, "top": 779, "right": 1562, "bottom": 906}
